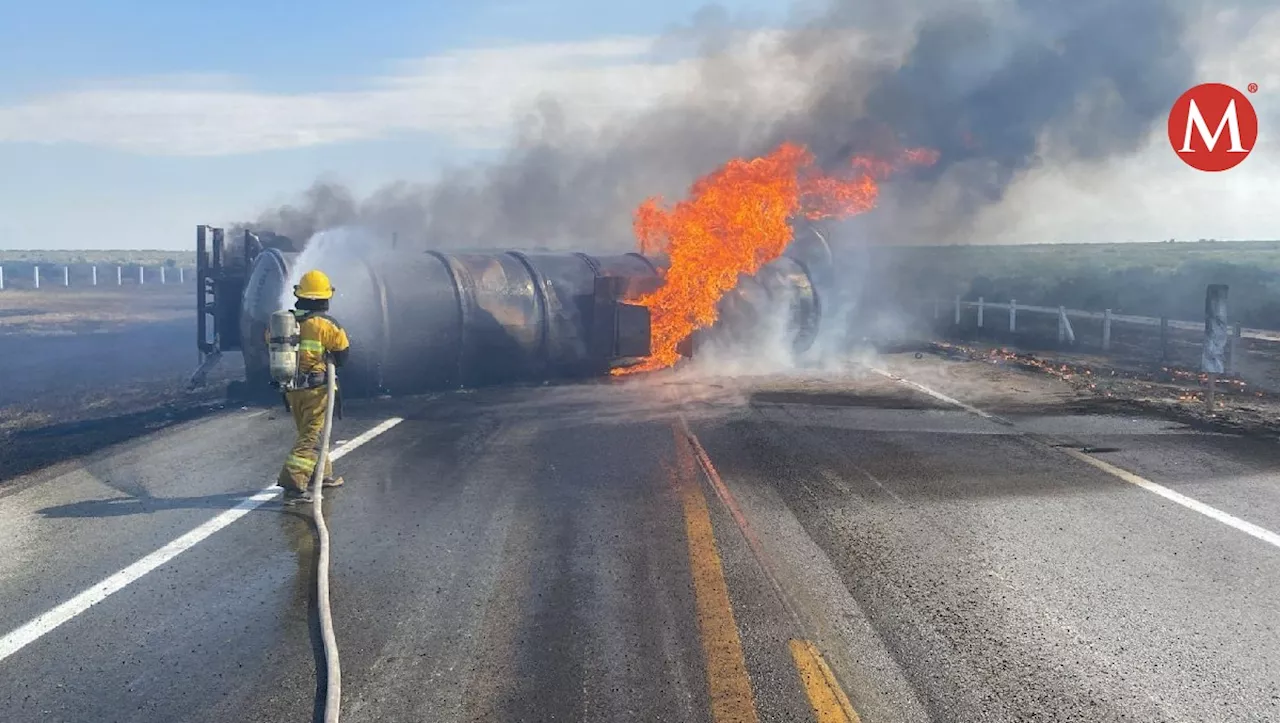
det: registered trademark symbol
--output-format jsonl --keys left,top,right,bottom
{"left": 1248, "top": 83, "right": 1259, "bottom": 93}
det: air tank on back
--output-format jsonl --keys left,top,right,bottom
{"left": 236, "top": 227, "right": 832, "bottom": 397}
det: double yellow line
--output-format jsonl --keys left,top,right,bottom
{"left": 672, "top": 424, "right": 860, "bottom": 723}
{"left": 789, "top": 639, "right": 862, "bottom": 723}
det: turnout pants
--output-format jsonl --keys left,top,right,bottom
{"left": 277, "top": 385, "right": 334, "bottom": 492}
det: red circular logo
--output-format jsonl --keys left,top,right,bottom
{"left": 1168, "top": 83, "right": 1258, "bottom": 171}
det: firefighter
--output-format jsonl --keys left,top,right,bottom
{"left": 276, "top": 269, "right": 350, "bottom": 505}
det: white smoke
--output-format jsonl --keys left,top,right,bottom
{"left": 278, "top": 225, "right": 383, "bottom": 311}
{"left": 685, "top": 288, "right": 803, "bottom": 378}
{"left": 665, "top": 226, "right": 942, "bottom": 382}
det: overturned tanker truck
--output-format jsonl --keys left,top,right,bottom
{"left": 190, "top": 225, "right": 833, "bottom": 399}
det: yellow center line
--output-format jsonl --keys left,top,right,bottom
{"left": 789, "top": 639, "right": 861, "bottom": 723}
{"left": 669, "top": 400, "right": 865, "bottom": 723}
{"left": 672, "top": 424, "right": 760, "bottom": 723}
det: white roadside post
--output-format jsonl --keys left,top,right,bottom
{"left": 954, "top": 295, "right": 961, "bottom": 325}
{"left": 1009, "top": 299, "right": 1017, "bottom": 333}
{"left": 63, "top": 266, "right": 69, "bottom": 287}
{"left": 0, "top": 265, "right": 5, "bottom": 290}
{"left": 117, "top": 266, "right": 122, "bottom": 285}
{"left": 977, "top": 297, "right": 985, "bottom": 328}
{"left": 179, "top": 267, "right": 185, "bottom": 284}
{"left": 34, "top": 266, "right": 39, "bottom": 289}
{"left": 1229, "top": 324, "right": 1241, "bottom": 375}
{"left": 1057, "top": 306, "right": 1075, "bottom": 345}
{"left": 92, "top": 266, "right": 98, "bottom": 286}
{"left": 139, "top": 266, "right": 145, "bottom": 285}
{"left": 160, "top": 266, "right": 166, "bottom": 284}
{"left": 1203, "top": 284, "right": 1228, "bottom": 412}
{"left": 1103, "top": 309, "right": 1113, "bottom": 350}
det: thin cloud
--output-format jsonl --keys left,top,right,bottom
{"left": 0, "top": 36, "right": 717, "bottom": 157}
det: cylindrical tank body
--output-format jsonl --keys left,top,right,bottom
{"left": 698, "top": 225, "right": 829, "bottom": 356}
{"left": 238, "top": 234, "right": 828, "bottom": 397}
{"left": 240, "top": 247, "right": 664, "bottom": 396}
{"left": 342, "top": 249, "right": 662, "bottom": 395}
{"left": 710, "top": 254, "right": 821, "bottom": 353}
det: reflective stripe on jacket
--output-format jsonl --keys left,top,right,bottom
{"left": 294, "top": 311, "right": 350, "bottom": 375}
{"left": 262, "top": 310, "right": 350, "bottom": 378}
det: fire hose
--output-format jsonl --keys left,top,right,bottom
{"left": 311, "top": 359, "right": 341, "bottom": 723}
{"left": 266, "top": 309, "right": 343, "bottom": 721}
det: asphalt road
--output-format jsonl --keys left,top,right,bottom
{"left": 1, "top": 352, "right": 1279, "bottom": 723}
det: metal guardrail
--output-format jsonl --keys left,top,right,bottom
{"left": 931, "top": 297, "right": 1280, "bottom": 344}
{"left": 0, "top": 264, "right": 191, "bottom": 290}
{"left": 932, "top": 294, "right": 1271, "bottom": 400}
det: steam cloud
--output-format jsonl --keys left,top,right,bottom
{"left": 236, "top": 0, "right": 1247, "bottom": 255}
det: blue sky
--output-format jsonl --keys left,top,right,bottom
{"left": 0, "top": 0, "right": 794, "bottom": 249}
{"left": 2, "top": 1, "right": 1278, "bottom": 250}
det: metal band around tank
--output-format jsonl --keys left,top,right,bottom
{"left": 358, "top": 256, "right": 391, "bottom": 394}
{"left": 425, "top": 250, "right": 474, "bottom": 385}
{"left": 505, "top": 251, "right": 551, "bottom": 364}
{"left": 625, "top": 252, "right": 661, "bottom": 275}
{"left": 573, "top": 252, "right": 602, "bottom": 276}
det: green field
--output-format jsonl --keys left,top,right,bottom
{"left": 0, "top": 250, "right": 195, "bottom": 266}
{"left": 866, "top": 240, "right": 1280, "bottom": 328}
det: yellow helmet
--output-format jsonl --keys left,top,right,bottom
{"left": 294, "top": 269, "right": 334, "bottom": 300}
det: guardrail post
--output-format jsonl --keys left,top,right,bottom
{"left": 34, "top": 265, "right": 39, "bottom": 289}
{"left": 1103, "top": 309, "right": 1112, "bottom": 350}
{"left": 1009, "top": 299, "right": 1017, "bottom": 332}
{"left": 117, "top": 266, "right": 122, "bottom": 285}
{"left": 92, "top": 266, "right": 98, "bottom": 286}
{"left": 1160, "top": 316, "right": 1169, "bottom": 362}
{"left": 977, "top": 297, "right": 985, "bottom": 328}
{"left": 63, "top": 266, "right": 69, "bottom": 287}
{"left": 1057, "top": 306, "right": 1075, "bottom": 345}
{"left": 1203, "top": 284, "right": 1228, "bottom": 411}
{"left": 954, "top": 295, "right": 961, "bottom": 325}
{"left": 1228, "top": 324, "right": 1241, "bottom": 374}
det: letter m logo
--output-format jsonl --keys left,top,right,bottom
{"left": 1180, "top": 98, "right": 1249, "bottom": 153}
{"left": 1168, "top": 83, "right": 1258, "bottom": 172}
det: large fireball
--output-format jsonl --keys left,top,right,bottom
{"left": 619, "top": 142, "right": 937, "bottom": 375}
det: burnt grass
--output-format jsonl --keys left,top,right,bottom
{"left": 0, "top": 286, "right": 267, "bottom": 486}
{"left": 926, "top": 312, "right": 1280, "bottom": 440}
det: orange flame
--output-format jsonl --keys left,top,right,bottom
{"left": 617, "top": 141, "right": 937, "bottom": 375}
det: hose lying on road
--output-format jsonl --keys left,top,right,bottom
{"left": 311, "top": 360, "right": 342, "bottom": 723}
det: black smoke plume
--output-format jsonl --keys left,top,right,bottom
{"left": 237, "top": 0, "right": 1215, "bottom": 251}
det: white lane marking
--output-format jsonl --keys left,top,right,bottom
{"left": 1060, "top": 448, "right": 1280, "bottom": 551}
{"left": 868, "top": 366, "right": 1009, "bottom": 424}
{"left": 0, "top": 416, "right": 404, "bottom": 665}
{"left": 854, "top": 467, "right": 905, "bottom": 504}
{"left": 330, "top": 418, "right": 402, "bottom": 458}
{"left": 869, "top": 365, "right": 1280, "bottom": 552}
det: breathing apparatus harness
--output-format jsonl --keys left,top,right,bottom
{"left": 268, "top": 308, "right": 342, "bottom": 416}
